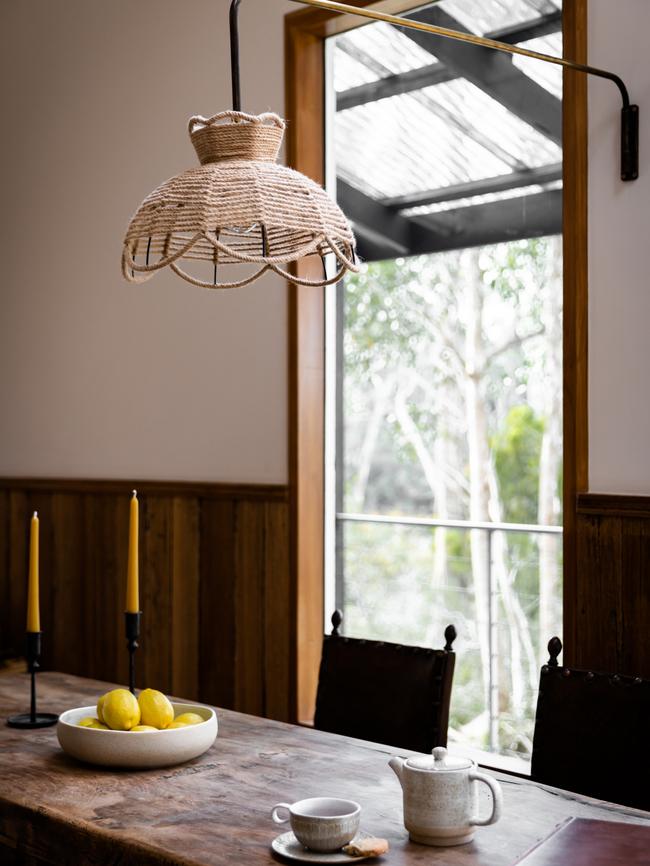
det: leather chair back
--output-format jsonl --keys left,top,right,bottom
{"left": 314, "top": 612, "right": 456, "bottom": 753}
{"left": 531, "top": 637, "right": 650, "bottom": 810}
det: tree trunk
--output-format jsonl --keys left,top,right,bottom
{"left": 487, "top": 466, "right": 538, "bottom": 703}
{"left": 461, "top": 248, "right": 493, "bottom": 742}
{"left": 394, "top": 375, "right": 449, "bottom": 588}
{"left": 349, "top": 376, "right": 392, "bottom": 511}
{"left": 432, "top": 432, "right": 448, "bottom": 588}
{"left": 462, "top": 248, "right": 537, "bottom": 746}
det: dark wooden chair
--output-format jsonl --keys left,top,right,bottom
{"left": 531, "top": 637, "right": 650, "bottom": 811}
{"left": 313, "top": 611, "right": 456, "bottom": 753}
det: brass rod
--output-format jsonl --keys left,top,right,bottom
{"left": 288, "top": 0, "right": 630, "bottom": 108}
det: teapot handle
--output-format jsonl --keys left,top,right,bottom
{"left": 468, "top": 772, "right": 503, "bottom": 826}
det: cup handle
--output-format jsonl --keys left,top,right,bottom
{"left": 271, "top": 803, "right": 292, "bottom": 824}
{"left": 468, "top": 772, "right": 503, "bottom": 826}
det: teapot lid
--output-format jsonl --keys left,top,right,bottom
{"left": 405, "top": 747, "right": 473, "bottom": 772}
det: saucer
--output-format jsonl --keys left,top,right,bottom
{"left": 271, "top": 830, "right": 376, "bottom": 863}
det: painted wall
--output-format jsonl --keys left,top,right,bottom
{"left": 2, "top": 1, "right": 649, "bottom": 493}
{"left": 0, "top": 0, "right": 291, "bottom": 484}
{"left": 588, "top": 0, "right": 650, "bottom": 494}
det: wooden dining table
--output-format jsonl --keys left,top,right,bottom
{"left": 1, "top": 671, "right": 648, "bottom": 866}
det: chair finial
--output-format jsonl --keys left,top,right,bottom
{"left": 547, "top": 636, "right": 562, "bottom": 666}
{"left": 444, "top": 624, "right": 457, "bottom": 652}
{"left": 331, "top": 610, "right": 343, "bottom": 636}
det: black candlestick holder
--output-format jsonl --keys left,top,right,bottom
{"left": 125, "top": 611, "right": 141, "bottom": 695}
{"left": 7, "top": 632, "right": 59, "bottom": 729}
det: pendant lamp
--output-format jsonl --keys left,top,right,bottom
{"left": 122, "top": 111, "right": 358, "bottom": 290}
{"left": 121, "top": 3, "right": 358, "bottom": 290}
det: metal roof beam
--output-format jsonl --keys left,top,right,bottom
{"left": 381, "top": 162, "right": 563, "bottom": 210}
{"left": 337, "top": 179, "right": 412, "bottom": 256}
{"left": 398, "top": 7, "right": 563, "bottom": 144}
{"left": 339, "top": 180, "right": 562, "bottom": 261}
{"left": 336, "top": 11, "right": 562, "bottom": 112}
{"left": 337, "top": 62, "right": 450, "bottom": 112}
{"left": 408, "top": 188, "right": 562, "bottom": 254}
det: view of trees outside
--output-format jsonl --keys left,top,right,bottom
{"left": 335, "top": 237, "right": 563, "bottom": 760}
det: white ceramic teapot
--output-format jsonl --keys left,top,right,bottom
{"left": 389, "top": 746, "right": 502, "bottom": 846}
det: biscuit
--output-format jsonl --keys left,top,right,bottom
{"left": 343, "top": 837, "right": 389, "bottom": 857}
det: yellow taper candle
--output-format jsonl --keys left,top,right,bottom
{"left": 126, "top": 490, "right": 139, "bottom": 613}
{"left": 26, "top": 512, "right": 40, "bottom": 632}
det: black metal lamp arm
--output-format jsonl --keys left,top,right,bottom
{"left": 229, "top": 0, "right": 639, "bottom": 181}
{"left": 230, "top": 0, "right": 242, "bottom": 112}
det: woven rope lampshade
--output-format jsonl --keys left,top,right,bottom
{"left": 122, "top": 111, "right": 359, "bottom": 289}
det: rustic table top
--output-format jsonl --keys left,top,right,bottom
{"left": 1, "top": 671, "right": 648, "bottom": 866}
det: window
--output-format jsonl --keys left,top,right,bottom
{"left": 324, "top": 0, "right": 563, "bottom": 766}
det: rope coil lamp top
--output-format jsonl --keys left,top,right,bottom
{"left": 122, "top": 111, "right": 358, "bottom": 290}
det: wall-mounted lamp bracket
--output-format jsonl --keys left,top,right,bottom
{"left": 622, "top": 105, "right": 639, "bottom": 181}
{"left": 228, "top": 0, "right": 640, "bottom": 182}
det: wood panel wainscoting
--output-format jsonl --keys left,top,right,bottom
{"left": 576, "top": 493, "right": 650, "bottom": 678}
{"left": 0, "top": 478, "right": 292, "bottom": 722}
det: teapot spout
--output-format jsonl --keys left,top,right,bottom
{"left": 389, "top": 756, "right": 405, "bottom": 787}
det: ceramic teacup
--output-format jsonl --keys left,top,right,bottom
{"left": 271, "top": 797, "right": 361, "bottom": 852}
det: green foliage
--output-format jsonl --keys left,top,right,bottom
{"left": 492, "top": 405, "right": 544, "bottom": 525}
{"left": 343, "top": 259, "right": 420, "bottom": 374}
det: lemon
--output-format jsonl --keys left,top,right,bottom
{"left": 78, "top": 717, "right": 109, "bottom": 729}
{"left": 166, "top": 721, "right": 187, "bottom": 729}
{"left": 102, "top": 688, "right": 141, "bottom": 730}
{"left": 138, "top": 688, "right": 174, "bottom": 729}
{"left": 131, "top": 724, "right": 158, "bottom": 732}
{"left": 173, "top": 712, "right": 204, "bottom": 726}
{"left": 97, "top": 693, "right": 107, "bottom": 723}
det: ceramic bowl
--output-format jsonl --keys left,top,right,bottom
{"left": 57, "top": 702, "right": 218, "bottom": 768}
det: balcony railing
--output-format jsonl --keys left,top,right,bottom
{"left": 334, "top": 512, "right": 563, "bottom": 755}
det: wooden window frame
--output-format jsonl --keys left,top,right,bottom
{"left": 285, "top": 0, "right": 588, "bottom": 723}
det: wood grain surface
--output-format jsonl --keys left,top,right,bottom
{"left": 0, "top": 672, "right": 648, "bottom": 866}
{"left": 575, "top": 493, "right": 650, "bottom": 678}
{"left": 561, "top": 0, "right": 588, "bottom": 670}
{"left": 285, "top": 0, "right": 383, "bottom": 726}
